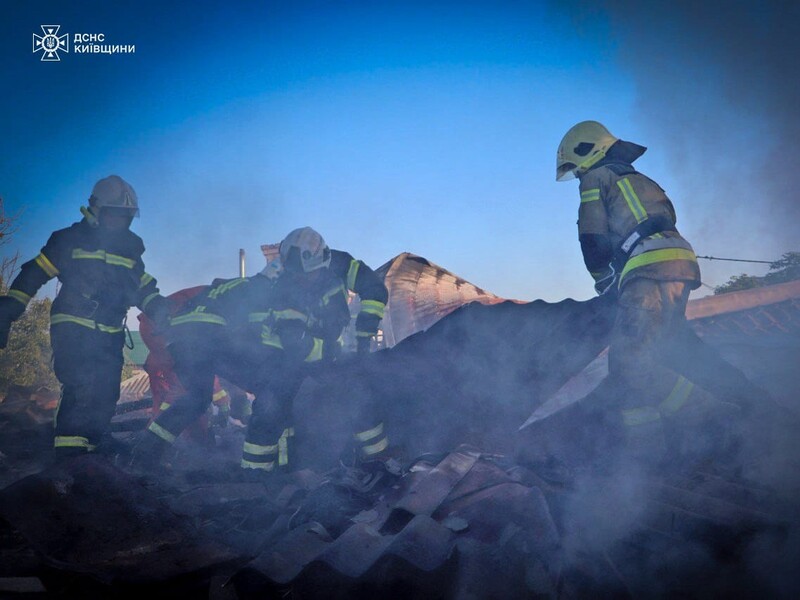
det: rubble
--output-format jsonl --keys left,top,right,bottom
{"left": 0, "top": 272, "right": 797, "bottom": 596}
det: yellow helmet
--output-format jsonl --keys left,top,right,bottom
{"left": 556, "top": 121, "right": 619, "bottom": 181}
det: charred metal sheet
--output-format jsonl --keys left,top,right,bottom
{"left": 520, "top": 280, "right": 800, "bottom": 431}
{"left": 439, "top": 456, "right": 515, "bottom": 503}
{"left": 381, "top": 448, "right": 480, "bottom": 533}
{"left": 438, "top": 482, "right": 561, "bottom": 555}
{"left": 520, "top": 348, "right": 609, "bottom": 430}
{"left": 300, "top": 515, "right": 455, "bottom": 593}
{"left": 235, "top": 522, "right": 333, "bottom": 590}
{"left": 235, "top": 516, "right": 456, "bottom": 599}
{"left": 0, "top": 455, "right": 239, "bottom": 584}
{"left": 326, "top": 515, "right": 451, "bottom": 576}
{"left": 292, "top": 289, "right": 616, "bottom": 470}
{"left": 303, "top": 294, "right": 616, "bottom": 462}
{"left": 376, "top": 252, "right": 505, "bottom": 348}
{"left": 349, "top": 468, "right": 431, "bottom": 529}
{"left": 311, "top": 523, "right": 391, "bottom": 579}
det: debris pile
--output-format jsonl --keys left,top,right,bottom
{"left": 0, "top": 274, "right": 798, "bottom": 596}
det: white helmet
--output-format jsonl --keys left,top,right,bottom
{"left": 279, "top": 227, "right": 331, "bottom": 273}
{"left": 89, "top": 175, "right": 139, "bottom": 217}
{"left": 556, "top": 121, "right": 619, "bottom": 182}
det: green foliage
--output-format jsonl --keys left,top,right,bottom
{"left": 121, "top": 361, "right": 135, "bottom": 381}
{"left": 714, "top": 251, "right": 800, "bottom": 295}
{"left": 713, "top": 274, "right": 764, "bottom": 295}
{"left": 0, "top": 198, "right": 58, "bottom": 393}
{"left": 764, "top": 251, "right": 800, "bottom": 286}
{"left": 0, "top": 297, "right": 58, "bottom": 393}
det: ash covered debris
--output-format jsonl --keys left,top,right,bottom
{"left": 0, "top": 264, "right": 798, "bottom": 597}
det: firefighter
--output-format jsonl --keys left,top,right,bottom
{"left": 0, "top": 175, "right": 170, "bottom": 458}
{"left": 556, "top": 121, "right": 763, "bottom": 463}
{"left": 247, "top": 227, "right": 390, "bottom": 470}
{"left": 326, "top": 236, "right": 389, "bottom": 355}
{"left": 134, "top": 267, "right": 283, "bottom": 468}
{"left": 136, "top": 227, "right": 389, "bottom": 474}
{"left": 139, "top": 285, "right": 238, "bottom": 444}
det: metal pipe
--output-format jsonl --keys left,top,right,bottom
{"left": 239, "top": 249, "right": 246, "bottom": 278}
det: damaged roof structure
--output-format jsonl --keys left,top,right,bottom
{"left": 0, "top": 257, "right": 798, "bottom": 598}
{"left": 375, "top": 252, "right": 506, "bottom": 348}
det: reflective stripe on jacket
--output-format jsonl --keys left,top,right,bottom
{"left": 329, "top": 250, "right": 388, "bottom": 338}
{"left": 4, "top": 219, "right": 164, "bottom": 332}
{"left": 578, "top": 162, "right": 700, "bottom": 289}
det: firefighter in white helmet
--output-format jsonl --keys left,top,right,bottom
{"left": 557, "top": 122, "right": 764, "bottom": 462}
{"left": 136, "top": 226, "right": 389, "bottom": 475}
{"left": 0, "top": 175, "right": 170, "bottom": 458}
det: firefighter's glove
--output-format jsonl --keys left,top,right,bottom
{"left": 356, "top": 336, "right": 372, "bottom": 355}
{"left": 594, "top": 270, "right": 618, "bottom": 297}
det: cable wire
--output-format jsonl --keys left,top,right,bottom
{"left": 696, "top": 255, "right": 773, "bottom": 265}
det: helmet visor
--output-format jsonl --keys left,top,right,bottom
{"left": 556, "top": 162, "right": 577, "bottom": 181}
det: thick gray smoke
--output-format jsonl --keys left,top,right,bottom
{"left": 558, "top": 0, "right": 800, "bottom": 257}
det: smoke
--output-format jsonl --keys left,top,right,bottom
{"left": 557, "top": 0, "right": 800, "bottom": 259}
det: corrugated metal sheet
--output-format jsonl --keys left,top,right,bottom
{"left": 376, "top": 253, "right": 506, "bottom": 347}
{"left": 376, "top": 257, "right": 800, "bottom": 348}
{"left": 233, "top": 450, "right": 561, "bottom": 597}
{"left": 119, "top": 370, "right": 151, "bottom": 402}
{"left": 688, "top": 280, "right": 800, "bottom": 339}
{"left": 521, "top": 279, "right": 800, "bottom": 429}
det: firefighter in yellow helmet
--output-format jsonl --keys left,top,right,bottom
{"left": 0, "top": 175, "right": 170, "bottom": 458}
{"left": 556, "top": 122, "right": 763, "bottom": 463}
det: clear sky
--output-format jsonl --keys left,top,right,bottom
{"left": 2, "top": 0, "right": 798, "bottom": 307}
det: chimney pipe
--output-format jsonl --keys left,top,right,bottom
{"left": 239, "top": 249, "right": 246, "bottom": 278}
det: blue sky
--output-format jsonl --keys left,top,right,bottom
{"left": 2, "top": 1, "right": 796, "bottom": 308}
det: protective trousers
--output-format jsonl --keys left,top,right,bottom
{"left": 240, "top": 368, "right": 304, "bottom": 471}
{"left": 610, "top": 278, "right": 744, "bottom": 463}
{"left": 346, "top": 361, "right": 390, "bottom": 462}
{"left": 147, "top": 329, "right": 218, "bottom": 445}
{"left": 51, "top": 322, "right": 125, "bottom": 453}
{"left": 147, "top": 323, "right": 302, "bottom": 471}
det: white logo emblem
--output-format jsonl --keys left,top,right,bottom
{"left": 33, "top": 25, "right": 69, "bottom": 61}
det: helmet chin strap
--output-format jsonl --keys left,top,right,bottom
{"left": 80, "top": 206, "right": 99, "bottom": 227}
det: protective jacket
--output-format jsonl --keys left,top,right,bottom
{"left": 577, "top": 161, "right": 701, "bottom": 291}
{"left": 146, "top": 270, "right": 350, "bottom": 464}
{"left": 328, "top": 250, "right": 388, "bottom": 341}
{"left": 167, "top": 270, "right": 350, "bottom": 364}
{"left": 168, "top": 274, "right": 275, "bottom": 343}
{"left": 0, "top": 217, "right": 167, "bottom": 453}
{"left": 0, "top": 218, "right": 167, "bottom": 333}
{"left": 262, "top": 268, "right": 352, "bottom": 363}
